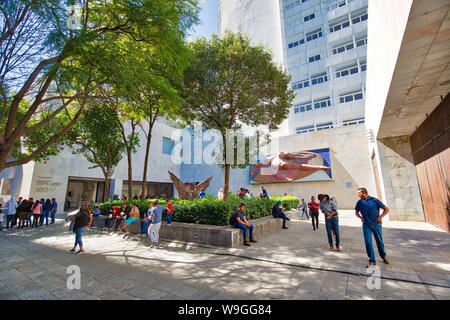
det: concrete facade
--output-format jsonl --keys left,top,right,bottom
{"left": 377, "top": 136, "right": 425, "bottom": 221}
{"left": 248, "top": 124, "right": 377, "bottom": 209}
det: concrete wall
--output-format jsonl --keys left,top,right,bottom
{"left": 25, "top": 120, "right": 181, "bottom": 210}
{"left": 247, "top": 124, "right": 377, "bottom": 209}
{"left": 377, "top": 136, "right": 425, "bottom": 221}
{"left": 365, "top": 0, "right": 413, "bottom": 137}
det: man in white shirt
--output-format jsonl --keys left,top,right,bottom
{"left": 5, "top": 198, "right": 18, "bottom": 229}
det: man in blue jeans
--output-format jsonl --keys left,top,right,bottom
{"left": 320, "top": 194, "right": 341, "bottom": 251}
{"left": 355, "top": 187, "right": 390, "bottom": 268}
{"left": 233, "top": 203, "right": 257, "bottom": 246}
{"left": 50, "top": 198, "right": 58, "bottom": 224}
{"left": 272, "top": 201, "right": 289, "bottom": 229}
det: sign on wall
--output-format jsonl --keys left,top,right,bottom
{"left": 250, "top": 148, "right": 332, "bottom": 184}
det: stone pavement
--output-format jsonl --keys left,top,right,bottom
{"left": 0, "top": 212, "right": 449, "bottom": 300}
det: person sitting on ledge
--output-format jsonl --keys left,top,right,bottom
{"left": 232, "top": 202, "right": 257, "bottom": 246}
{"left": 272, "top": 201, "right": 289, "bottom": 229}
{"left": 121, "top": 203, "right": 140, "bottom": 232}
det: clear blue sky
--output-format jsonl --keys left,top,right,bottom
{"left": 188, "top": 0, "right": 218, "bottom": 40}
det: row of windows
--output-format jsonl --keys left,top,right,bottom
{"left": 287, "top": 10, "right": 367, "bottom": 50}
{"left": 339, "top": 90, "right": 364, "bottom": 103}
{"left": 335, "top": 62, "right": 366, "bottom": 78}
{"left": 292, "top": 72, "right": 328, "bottom": 90}
{"left": 285, "top": 0, "right": 308, "bottom": 11}
{"left": 288, "top": 28, "right": 323, "bottom": 48}
{"left": 308, "top": 54, "right": 321, "bottom": 63}
{"left": 332, "top": 37, "right": 367, "bottom": 55}
{"left": 295, "top": 117, "right": 364, "bottom": 135}
{"left": 304, "top": 13, "right": 315, "bottom": 22}
{"left": 293, "top": 97, "right": 332, "bottom": 113}
{"left": 326, "top": 0, "right": 347, "bottom": 12}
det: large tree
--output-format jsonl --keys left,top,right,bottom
{"left": 0, "top": 0, "right": 199, "bottom": 174}
{"left": 179, "top": 32, "right": 295, "bottom": 200}
{"left": 66, "top": 103, "right": 125, "bottom": 202}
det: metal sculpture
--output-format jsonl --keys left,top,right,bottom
{"left": 168, "top": 171, "right": 213, "bottom": 200}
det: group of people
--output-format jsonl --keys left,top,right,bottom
{"left": 231, "top": 186, "right": 390, "bottom": 268}
{"left": 69, "top": 199, "right": 175, "bottom": 254}
{"left": 0, "top": 197, "right": 58, "bottom": 231}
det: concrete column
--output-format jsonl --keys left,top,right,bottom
{"left": 376, "top": 135, "right": 425, "bottom": 221}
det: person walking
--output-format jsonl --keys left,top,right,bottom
{"left": 320, "top": 194, "right": 341, "bottom": 251}
{"left": 299, "top": 199, "right": 309, "bottom": 219}
{"left": 70, "top": 202, "right": 93, "bottom": 254}
{"left": 231, "top": 202, "right": 257, "bottom": 246}
{"left": 166, "top": 200, "right": 174, "bottom": 225}
{"left": 50, "top": 198, "right": 58, "bottom": 224}
{"left": 31, "top": 200, "right": 42, "bottom": 228}
{"left": 355, "top": 187, "right": 390, "bottom": 268}
{"left": 148, "top": 200, "right": 165, "bottom": 247}
{"left": 308, "top": 196, "right": 320, "bottom": 230}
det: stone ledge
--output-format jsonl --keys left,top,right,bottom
{"left": 90, "top": 211, "right": 297, "bottom": 248}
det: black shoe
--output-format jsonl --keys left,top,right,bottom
{"left": 286, "top": 217, "right": 291, "bottom": 221}
{"left": 282, "top": 226, "right": 288, "bottom": 229}
{"left": 76, "top": 250, "right": 84, "bottom": 255}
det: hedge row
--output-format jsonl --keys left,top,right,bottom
{"left": 98, "top": 195, "right": 299, "bottom": 226}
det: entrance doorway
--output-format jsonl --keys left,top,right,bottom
{"left": 65, "top": 177, "right": 107, "bottom": 210}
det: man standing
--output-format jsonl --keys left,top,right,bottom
{"left": 232, "top": 202, "right": 257, "bottom": 246}
{"left": 5, "top": 198, "right": 18, "bottom": 229}
{"left": 355, "top": 187, "right": 390, "bottom": 268}
{"left": 148, "top": 200, "right": 165, "bottom": 247}
{"left": 166, "top": 200, "right": 174, "bottom": 225}
{"left": 320, "top": 195, "right": 341, "bottom": 251}
{"left": 50, "top": 198, "right": 58, "bottom": 224}
{"left": 308, "top": 196, "right": 320, "bottom": 230}
{"left": 197, "top": 189, "right": 206, "bottom": 199}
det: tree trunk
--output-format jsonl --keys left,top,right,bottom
{"left": 127, "top": 149, "right": 133, "bottom": 200}
{"left": 224, "top": 163, "right": 230, "bottom": 201}
{"left": 141, "top": 133, "right": 152, "bottom": 200}
{"left": 104, "top": 177, "right": 110, "bottom": 203}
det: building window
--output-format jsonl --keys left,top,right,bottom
{"left": 304, "top": 13, "right": 315, "bottom": 22}
{"left": 162, "top": 137, "right": 174, "bottom": 155}
{"left": 294, "top": 102, "right": 312, "bottom": 113}
{"left": 342, "top": 117, "right": 365, "bottom": 126}
{"left": 306, "top": 29, "right": 322, "bottom": 42}
{"left": 328, "top": 0, "right": 347, "bottom": 11}
{"left": 311, "top": 72, "right": 328, "bottom": 85}
{"left": 351, "top": 12, "right": 368, "bottom": 25}
{"left": 329, "top": 19, "right": 350, "bottom": 33}
{"left": 316, "top": 122, "right": 334, "bottom": 131}
{"left": 332, "top": 41, "right": 354, "bottom": 55}
{"left": 292, "top": 79, "right": 310, "bottom": 90}
{"left": 288, "top": 38, "right": 305, "bottom": 49}
{"left": 296, "top": 125, "right": 315, "bottom": 134}
{"left": 308, "top": 54, "right": 321, "bottom": 63}
{"left": 339, "top": 90, "right": 364, "bottom": 103}
{"left": 336, "top": 64, "right": 359, "bottom": 78}
{"left": 360, "top": 62, "right": 367, "bottom": 72}
{"left": 313, "top": 97, "right": 331, "bottom": 109}
{"left": 356, "top": 37, "right": 367, "bottom": 47}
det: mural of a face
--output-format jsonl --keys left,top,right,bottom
{"left": 250, "top": 151, "right": 331, "bottom": 183}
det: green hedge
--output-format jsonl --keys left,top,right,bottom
{"left": 98, "top": 195, "right": 299, "bottom": 226}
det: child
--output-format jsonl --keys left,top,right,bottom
{"left": 299, "top": 199, "right": 309, "bottom": 219}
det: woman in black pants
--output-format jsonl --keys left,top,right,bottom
{"left": 308, "top": 196, "right": 320, "bottom": 231}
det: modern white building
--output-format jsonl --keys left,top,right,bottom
{"left": 219, "top": 0, "right": 368, "bottom": 136}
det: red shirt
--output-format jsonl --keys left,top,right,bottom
{"left": 308, "top": 202, "right": 320, "bottom": 213}
{"left": 111, "top": 207, "right": 121, "bottom": 217}
{"left": 167, "top": 203, "right": 173, "bottom": 214}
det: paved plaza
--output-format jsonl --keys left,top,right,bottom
{"left": 0, "top": 211, "right": 449, "bottom": 300}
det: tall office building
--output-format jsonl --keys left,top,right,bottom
{"left": 219, "top": 0, "right": 369, "bottom": 135}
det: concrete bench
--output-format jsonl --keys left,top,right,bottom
{"left": 90, "top": 211, "right": 297, "bottom": 248}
